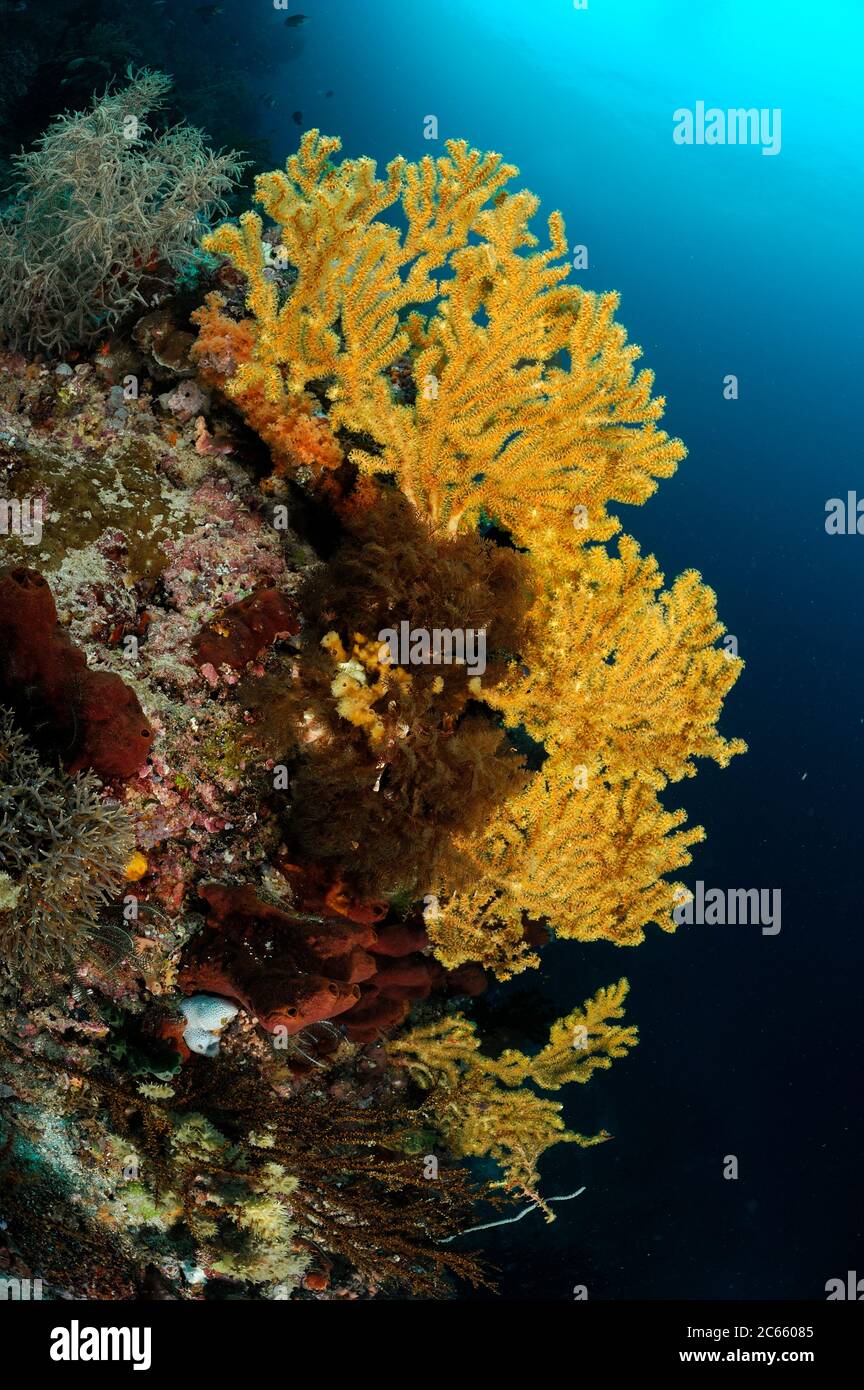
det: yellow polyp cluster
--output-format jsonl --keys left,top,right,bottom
{"left": 322, "top": 630, "right": 412, "bottom": 750}
{"left": 124, "top": 852, "right": 149, "bottom": 883}
{"left": 388, "top": 979, "right": 638, "bottom": 1216}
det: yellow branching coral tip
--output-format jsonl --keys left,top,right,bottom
{"left": 124, "top": 853, "right": 148, "bottom": 883}
{"left": 388, "top": 979, "right": 637, "bottom": 1216}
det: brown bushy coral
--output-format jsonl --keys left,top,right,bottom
{"left": 302, "top": 487, "right": 529, "bottom": 668}
{"left": 241, "top": 488, "right": 533, "bottom": 897}
{"left": 1, "top": 1030, "right": 490, "bottom": 1297}
{"left": 0, "top": 709, "right": 134, "bottom": 988}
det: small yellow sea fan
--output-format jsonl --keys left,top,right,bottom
{"left": 389, "top": 979, "right": 638, "bottom": 1215}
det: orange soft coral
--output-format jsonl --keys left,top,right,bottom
{"left": 191, "top": 291, "right": 343, "bottom": 483}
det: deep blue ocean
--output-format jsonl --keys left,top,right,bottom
{"left": 14, "top": 0, "right": 863, "bottom": 1301}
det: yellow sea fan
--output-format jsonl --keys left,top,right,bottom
{"left": 200, "top": 130, "right": 744, "bottom": 984}
{"left": 525, "top": 978, "right": 639, "bottom": 1090}
{"left": 486, "top": 534, "right": 747, "bottom": 786}
{"left": 388, "top": 980, "right": 637, "bottom": 1215}
{"left": 449, "top": 1083, "right": 601, "bottom": 1215}
{"left": 426, "top": 752, "right": 705, "bottom": 975}
{"left": 200, "top": 130, "right": 683, "bottom": 555}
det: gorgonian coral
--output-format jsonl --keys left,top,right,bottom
{"left": 388, "top": 979, "right": 638, "bottom": 1216}
{"left": 425, "top": 541, "right": 746, "bottom": 974}
{"left": 0, "top": 709, "right": 134, "bottom": 986}
{"left": 197, "top": 130, "right": 744, "bottom": 980}
{"left": 0, "top": 68, "right": 244, "bottom": 352}
{"left": 193, "top": 129, "right": 684, "bottom": 553}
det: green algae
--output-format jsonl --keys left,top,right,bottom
{"left": 199, "top": 720, "right": 252, "bottom": 786}
{"left": 2, "top": 432, "right": 194, "bottom": 583}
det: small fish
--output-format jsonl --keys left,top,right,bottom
{"left": 263, "top": 96, "right": 278, "bottom": 109}
{"left": 292, "top": 110, "right": 303, "bottom": 126}
{"left": 66, "top": 56, "right": 111, "bottom": 71}
{"left": 318, "top": 89, "right": 335, "bottom": 98}
{"left": 285, "top": 13, "right": 308, "bottom": 26}
{"left": 196, "top": 4, "right": 224, "bottom": 21}
{"left": 60, "top": 57, "right": 111, "bottom": 85}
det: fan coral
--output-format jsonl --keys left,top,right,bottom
{"left": 194, "top": 131, "right": 744, "bottom": 979}
{"left": 0, "top": 709, "right": 134, "bottom": 985}
{"left": 0, "top": 567, "right": 154, "bottom": 780}
{"left": 194, "top": 130, "right": 684, "bottom": 553}
{"left": 425, "top": 540, "right": 746, "bottom": 974}
{"left": 389, "top": 979, "right": 638, "bottom": 1216}
{"left": 0, "top": 68, "right": 244, "bottom": 353}
{"left": 485, "top": 536, "right": 746, "bottom": 782}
